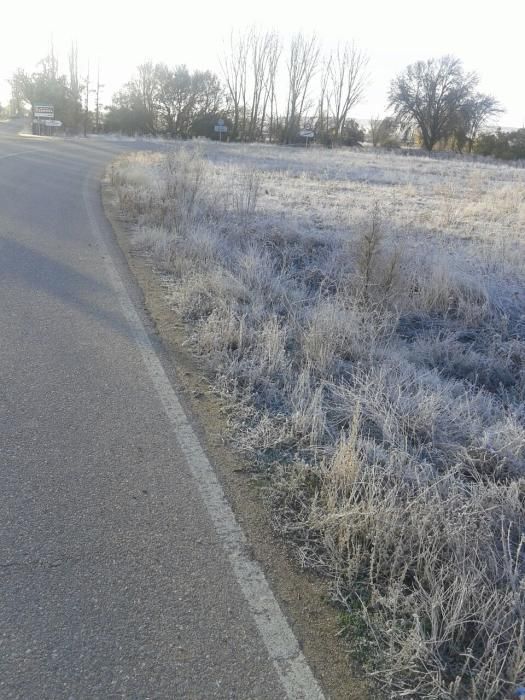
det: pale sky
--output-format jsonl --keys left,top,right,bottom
{"left": 2, "top": 0, "right": 524, "bottom": 127}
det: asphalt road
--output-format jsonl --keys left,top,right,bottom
{"left": 0, "top": 123, "right": 323, "bottom": 699}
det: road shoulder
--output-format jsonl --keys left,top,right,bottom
{"left": 101, "top": 173, "right": 369, "bottom": 700}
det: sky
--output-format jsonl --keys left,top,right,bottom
{"left": 1, "top": 0, "right": 524, "bottom": 127}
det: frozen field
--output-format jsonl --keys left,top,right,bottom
{"left": 111, "top": 142, "right": 525, "bottom": 699}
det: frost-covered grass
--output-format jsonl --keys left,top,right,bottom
{"left": 109, "top": 142, "right": 525, "bottom": 699}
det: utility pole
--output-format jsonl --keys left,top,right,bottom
{"left": 95, "top": 65, "right": 104, "bottom": 133}
{"left": 84, "top": 62, "right": 90, "bottom": 137}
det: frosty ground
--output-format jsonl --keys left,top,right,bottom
{"left": 109, "top": 142, "right": 525, "bottom": 699}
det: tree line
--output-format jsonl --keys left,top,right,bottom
{"left": 102, "top": 31, "right": 369, "bottom": 145}
{"left": 9, "top": 32, "right": 520, "bottom": 158}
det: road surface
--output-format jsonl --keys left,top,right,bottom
{"left": 0, "top": 123, "right": 324, "bottom": 699}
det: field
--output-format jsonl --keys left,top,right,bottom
{"left": 109, "top": 142, "right": 525, "bottom": 699}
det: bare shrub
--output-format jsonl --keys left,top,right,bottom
{"left": 351, "top": 203, "right": 403, "bottom": 309}
{"left": 302, "top": 461, "right": 525, "bottom": 699}
{"left": 231, "top": 168, "right": 261, "bottom": 230}
{"left": 162, "top": 148, "right": 208, "bottom": 235}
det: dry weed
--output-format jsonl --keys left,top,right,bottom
{"left": 111, "top": 143, "right": 525, "bottom": 699}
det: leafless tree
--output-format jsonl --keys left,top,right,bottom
{"left": 221, "top": 29, "right": 281, "bottom": 141}
{"left": 264, "top": 35, "right": 281, "bottom": 141}
{"left": 316, "top": 55, "right": 332, "bottom": 139}
{"left": 83, "top": 62, "right": 90, "bottom": 137}
{"left": 283, "top": 33, "right": 320, "bottom": 144}
{"left": 94, "top": 65, "right": 104, "bottom": 133}
{"left": 39, "top": 41, "right": 59, "bottom": 82}
{"left": 68, "top": 43, "right": 80, "bottom": 100}
{"left": 327, "top": 42, "right": 368, "bottom": 142}
{"left": 220, "top": 31, "right": 249, "bottom": 140}
{"left": 247, "top": 30, "right": 281, "bottom": 140}
{"left": 389, "top": 55, "right": 489, "bottom": 151}
{"left": 68, "top": 43, "right": 83, "bottom": 130}
{"left": 136, "top": 61, "right": 159, "bottom": 134}
{"left": 453, "top": 93, "right": 502, "bottom": 153}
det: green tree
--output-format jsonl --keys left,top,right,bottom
{"left": 104, "top": 87, "right": 151, "bottom": 134}
{"left": 104, "top": 63, "right": 223, "bottom": 137}
{"left": 8, "top": 69, "right": 29, "bottom": 116}
{"left": 474, "top": 128, "right": 525, "bottom": 160}
{"left": 9, "top": 50, "right": 84, "bottom": 130}
{"left": 153, "top": 65, "right": 222, "bottom": 137}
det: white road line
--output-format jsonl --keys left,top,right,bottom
{"left": 83, "top": 174, "right": 326, "bottom": 700}
{"left": 0, "top": 149, "right": 37, "bottom": 160}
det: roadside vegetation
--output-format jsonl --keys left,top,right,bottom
{"left": 109, "top": 142, "right": 525, "bottom": 698}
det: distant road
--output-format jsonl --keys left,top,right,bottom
{"left": 0, "top": 123, "right": 323, "bottom": 699}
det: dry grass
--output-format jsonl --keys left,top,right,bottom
{"left": 108, "top": 142, "right": 525, "bottom": 699}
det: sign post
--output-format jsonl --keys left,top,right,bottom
{"left": 214, "top": 118, "right": 228, "bottom": 142}
{"left": 33, "top": 105, "right": 55, "bottom": 136}
{"left": 299, "top": 128, "right": 315, "bottom": 147}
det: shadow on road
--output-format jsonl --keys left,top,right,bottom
{"left": 0, "top": 237, "right": 135, "bottom": 340}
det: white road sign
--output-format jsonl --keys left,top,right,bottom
{"left": 34, "top": 104, "right": 54, "bottom": 119}
{"left": 299, "top": 129, "right": 314, "bottom": 138}
{"left": 214, "top": 125, "right": 228, "bottom": 133}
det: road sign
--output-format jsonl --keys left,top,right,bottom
{"left": 214, "top": 124, "right": 228, "bottom": 133}
{"left": 217, "top": 118, "right": 225, "bottom": 126}
{"left": 44, "top": 120, "right": 62, "bottom": 127}
{"left": 299, "top": 129, "right": 314, "bottom": 138}
{"left": 34, "top": 104, "right": 54, "bottom": 119}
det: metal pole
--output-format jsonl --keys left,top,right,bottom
{"left": 84, "top": 62, "right": 90, "bottom": 137}
{"left": 95, "top": 65, "right": 100, "bottom": 133}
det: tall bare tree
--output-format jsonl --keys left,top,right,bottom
{"left": 83, "top": 61, "right": 91, "bottom": 137}
{"left": 246, "top": 30, "right": 281, "bottom": 140}
{"left": 94, "top": 65, "right": 104, "bottom": 133}
{"left": 327, "top": 42, "right": 368, "bottom": 142}
{"left": 136, "top": 61, "right": 159, "bottom": 134}
{"left": 67, "top": 43, "right": 83, "bottom": 131}
{"left": 68, "top": 43, "right": 80, "bottom": 100}
{"left": 283, "top": 33, "right": 320, "bottom": 143}
{"left": 262, "top": 33, "right": 281, "bottom": 141}
{"left": 220, "top": 31, "right": 249, "bottom": 140}
{"left": 316, "top": 55, "right": 332, "bottom": 138}
{"left": 221, "top": 29, "right": 282, "bottom": 142}
{"left": 39, "top": 41, "right": 59, "bottom": 81}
